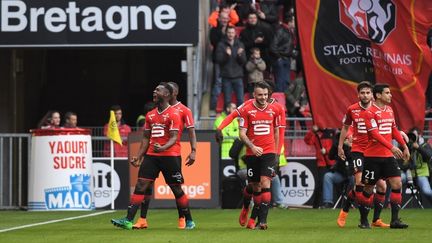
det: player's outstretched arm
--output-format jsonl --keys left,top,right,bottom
{"left": 217, "top": 110, "right": 239, "bottom": 131}
{"left": 186, "top": 127, "right": 197, "bottom": 166}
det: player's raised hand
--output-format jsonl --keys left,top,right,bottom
{"left": 185, "top": 151, "right": 196, "bottom": 166}
{"left": 251, "top": 146, "right": 263, "bottom": 157}
{"left": 391, "top": 146, "right": 403, "bottom": 159}
{"left": 130, "top": 156, "right": 143, "bottom": 167}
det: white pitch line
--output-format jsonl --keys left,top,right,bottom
{"left": 0, "top": 210, "right": 115, "bottom": 233}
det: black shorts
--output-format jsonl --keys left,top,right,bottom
{"left": 244, "top": 153, "right": 277, "bottom": 182}
{"left": 362, "top": 157, "right": 401, "bottom": 185}
{"left": 138, "top": 155, "right": 184, "bottom": 185}
{"left": 351, "top": 152, "right": 364, "bottom": 175}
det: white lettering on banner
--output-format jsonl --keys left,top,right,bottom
{"left": 92, "top": 162, "right": 120, "bottom": 208}
{"left": 157, "top": 184, "right": 208, "bottom": 198}
{"left": 223, "top": 165, "right": 236, "bottom": 177}
{"left": 279, "top": 162, "right": 315, "bottom": 205}
{"left": 321, "top": 42, "right": 413, "bottom": 77}
{"left": 0, "top": 1, "right": 177, "bottom": 40}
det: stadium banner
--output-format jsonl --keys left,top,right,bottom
{"left": 28, "top": 129, "right": 94, "bottom": 211}
{"left": 297, "top": 0, "right": 432, "bottom": 131}
{"left": 92, "top": 160, "right": 130, "bottom": 209}
{"left": 279, "top": 159, "right": 317, "bottom": 207}
{"left": 128, "top": 131, "right": 220, "bottom": 208}
{"left": 0, "top": 0, "right": 198, "bottom": 47}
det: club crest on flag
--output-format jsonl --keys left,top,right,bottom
{"left": 339, "top": 0, "right": 396, "bottom": 44}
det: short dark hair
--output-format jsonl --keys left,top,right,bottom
{"left": 357, "top": 81, "right": 373, "bottom": 92}
{"left": 250, "top": 47, "right": 260, "bottom": 55}
{"left": 226, "top": 25, "right": 236, "bottom": 32}
{"left": 64, "top": 111, "right": 77, "bottom": 120}
{"left": 373, "top": 83, "right": 390, "bottom": 99}
{"left": 160, "top": 82, "right": 173, "bottom": 95}
{"left": 167, "top": 81, "right": 179, "bottom": 92}
{"left": 110, "top": 105, "right": 121, "bottom": 112}
{"left": 254, "top": 81, "right": 271, "bottom": 91}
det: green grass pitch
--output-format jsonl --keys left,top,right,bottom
{"left": 1, "top": 208, "right": 431, "bottom": 243}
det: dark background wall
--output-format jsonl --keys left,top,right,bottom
{"left": 0, "top": 48, "right": 187, "bottom": 132}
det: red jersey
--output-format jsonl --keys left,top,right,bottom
{"left": 238, "top": 101, "right": 280, "bottom": 155}
{"left": 171, "top": 101, "right": 195, "bottom": 142}
{"left": 342, "top": 102, "right": 370, "bottom": 153}
{"left": 236, "top": 98, "right": 286, "bottom": 127}
{"left": 269, "top": 98, "right": 286, "bottom": 128}
{"left": 144, "top": 106, "right": 181, "bottom": 156}
{"left": 362, "top": 104, "right": 398, "bottom": 157}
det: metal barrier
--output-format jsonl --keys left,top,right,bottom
{"left": 0, "top": 133, "right": 31, "bottom": 209}
{"left": 1, "top": 117, "right": 431, "bottom": 209}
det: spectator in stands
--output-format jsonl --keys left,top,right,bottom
{"left": 208, "top": 3, "right": 239, "bottom": 28}
{"left": 215, "top": 26, "right": 247, "bottom": 108}
{"left": 304, "top": 125, "right": 336, "bottom": 208}
{"left": 270, "top": 15, "right": 295, "bottom": 92}
{"left": 231, "top": 0, "right": 254, "bottom": 23}
{"left": 285, "top": 77, "right": 307, "bottom": 130}
{"left": 63, "top": 111, "right": 78, "bottom": 128}
{"left": 240, "top": 12, "right": 274, "bottom": 67}
{"left": 103, "top": 105, "right": 132, "bottom": 157}
{"left": 322, "top": 131, "right": 354, "bottom": 208}
{"left": 245, "top": 47, "right": 266, "bottom": 96}
{"left": 135, "top": 102, "right": 155, "bottom": 129}
{"left": 210, "top": 11, "right": 231, "bottom": 116}
{"left": 255, "top": 0, "right": 279, "bottom": 29}
{"left": 214, "top": 102, "right": 239, "bottom": 159}
{"left": 37, "top": 110, "right": 61, "bottom": 129}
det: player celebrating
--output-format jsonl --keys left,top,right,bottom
{"left": 133, "top": 81, "right": 197, "bottom": 230}
{"left": 238, "top": 81, "right": 280, "bottom": 230}
{"left": 111, "top": 82, "right": 195, "bottom": 230}
{"left": 356, "top": 83, "right": 409, "bottom": 229}
{"left": 336, "top": 81, "right": 389, "bottom": 228}
{"left": 215, "top": 81, "right": 286, "bottom": 227}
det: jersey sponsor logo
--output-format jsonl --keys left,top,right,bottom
{"left": 253, "top": 124, "right": 271, "bottom": 135}
{"left": 357, "top": 121, "right": 367, "bottom": 133}
{"left": 151, "top": 125, "right": 165, "bottom": 137}
{"left": 378, "top": 122, "right": 392, "bottom": 134}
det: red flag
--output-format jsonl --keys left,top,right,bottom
{"left": 297, "top": 0, "right": 432, "bottom": 131}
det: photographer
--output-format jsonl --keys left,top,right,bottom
{"left": 401, "top": 128, "right": 432, "bottom": 204}
{"left": 321, "top": 132, "right": 354, "bottom": 208}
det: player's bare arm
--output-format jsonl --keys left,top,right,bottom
{"left": 154, "top": 130, "right": 178, "bottom": 152}
{"left": 239, "top": 128, "right": 263, "bottom": 157}
{"left": 337, "top": 124, "right": 350, "bottom": 160}
{"left": 186, "top": 127, "right": 197, "bottom": 166}
{"left": 131, "top": 130, "right": 151, "bottom": 167}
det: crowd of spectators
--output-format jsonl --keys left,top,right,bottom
{"left": 208, "top": 0, "right": 310, "bottom": 129}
